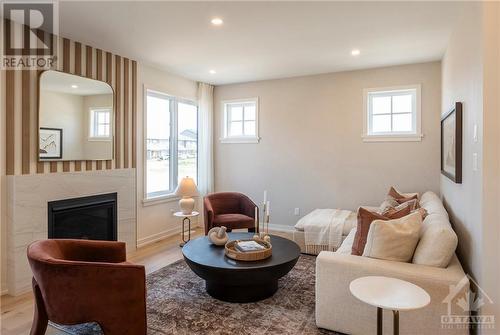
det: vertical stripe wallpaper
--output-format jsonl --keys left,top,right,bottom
{"left": 3, "top": 31, "right": 137, "bottom": 175}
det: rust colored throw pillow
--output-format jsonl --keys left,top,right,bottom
{"left": 387, "top": 187, "right": 420, "bottom": 207}
{"left": 351, "top": 206, "right": 412, "bottom": 256}
{"left": 382, "top": 199, "right": 419, "bottom": 216}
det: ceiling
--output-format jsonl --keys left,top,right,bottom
{"left": 41, "top": 70, "right": 113, "bottom": 95}
{"left": 58, "top": 1, "right": 466, "bottom": 85}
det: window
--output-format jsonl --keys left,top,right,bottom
{"left": 221, "top": 98, "right": 259, "bottom": 143}
{"left": 363, "top": 85, "right": 422, "bottom": 142}
{"left": 89, "top": 108, "right": 112, "bottom": 140}
{"left": 145, "top": 89, "right": 198, "bottom": 200}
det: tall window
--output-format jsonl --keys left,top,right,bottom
{"left": 145, "top": 89, "right": 198, "bottom": 200}
{"left": 363, "top": 85, "right": 422, "bottom": 142}
{"left": 221, "top": 98, "right": 259, "bottom": 143}
{"left": 89, "top": 108, "right": 112, "bottom": 139}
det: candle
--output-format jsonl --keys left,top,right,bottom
{"left": 263, "top": 190, "right": 267, "bottom": 204}
{"left": 266, "top": 201, "right": 270, "bottom": 215}
{"left": 254, "top": 206, "right": 258, "bottom": 232}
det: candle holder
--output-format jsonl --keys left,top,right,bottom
{"left": 258, "top": 205, "right": 271, "bottom": 242}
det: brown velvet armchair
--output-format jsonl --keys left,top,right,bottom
{"left": 204, "top": 192, "right": 259, "bottom": 235}
{"left": 27, "top": 239, "right": 147, "bottom": 335}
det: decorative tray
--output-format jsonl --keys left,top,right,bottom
{"left": 224, "top": 239, "right": 272, "bottom": 261}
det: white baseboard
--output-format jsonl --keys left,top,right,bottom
{"left": 268, "top": 223, "right": 296, "bottom": 232}
{"left": 137, "top": 224, "right": 199, "bottom": 249}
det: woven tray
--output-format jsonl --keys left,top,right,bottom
{"left": 224, "top": 239, "right": 272, "bottom": 261}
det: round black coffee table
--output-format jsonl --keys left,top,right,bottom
{"left": 182, "top": 232, "right": 301, "bottom": 303}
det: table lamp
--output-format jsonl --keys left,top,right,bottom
{"left": 175, "top": 177, "right": 199, "bottom": 215}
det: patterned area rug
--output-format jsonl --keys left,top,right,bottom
{"left": 51, "top": 255, "right": 341, "bottom": 335}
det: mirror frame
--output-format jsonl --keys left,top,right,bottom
{"left": 37, "top": 70, "right": 115, "bottom": 162}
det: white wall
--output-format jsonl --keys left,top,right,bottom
{"left": 441, "top": 1, "right": 484, "bottom": 282}
{"left": 214, "top": 62, "right": 442, "bottom": 227}
{"left": 136, "top": 63, "right": 200, "bottom": 246}
{"left": 40, "top": 91, "right": 85, "bottom": 160}
{"left": 442, "top": 2, "right": 500, "bottom": 331}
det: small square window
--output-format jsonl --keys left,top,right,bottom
{"left": 363, "top": 85, "right": 422, "bottom": 142}
{"left": 221, "top": 98, "right": 260, "bottom": 143}
{"left": 89, "top": 108, "right": 112, "bottom": 140}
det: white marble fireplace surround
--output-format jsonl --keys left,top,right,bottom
{"left": 6, "top": 169, "right": 136, "bottom": 295}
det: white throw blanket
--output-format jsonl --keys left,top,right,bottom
{"left": 298, "top": 209, "right": 352, "bottom": 255}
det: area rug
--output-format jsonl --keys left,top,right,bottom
{"left": 51, "top": 255, "right": 341, "bottom": 335}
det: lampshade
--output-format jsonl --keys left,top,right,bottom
{"left": 175, "top": 177, "right": 199, "bottom": 197}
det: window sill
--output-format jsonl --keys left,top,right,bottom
{"left": 88, "top": 137, "right": 112, "bottom": 142}
{"left": 142, "top": 194, "right": 179, "bottom": 207}
{"left": 220, "top": 136, "right": 260, "bottom": 144}
{"left": 362, "top": 134, "right": 423, "bottom": 142}
{"left": 142, "top": 194, "right": 201, "bottom": 207}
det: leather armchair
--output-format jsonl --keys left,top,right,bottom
{"left": 27, "top": 239, "right": 146, "bottom": 335}
{"left": 204, "top": 192, "right": 259, "bottom": 235}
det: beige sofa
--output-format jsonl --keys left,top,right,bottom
{"left": 315, "top": 192, "right": 469, "bottom": 335}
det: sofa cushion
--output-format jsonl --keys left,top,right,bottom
{"left": 351, "top": 206, "right": 411, "bottom": 256}
{"left": 362, "top": 211, "right": 422, "bottom": 262}
{"left": 412, "top": 191, "right": 458, "bottom": 268}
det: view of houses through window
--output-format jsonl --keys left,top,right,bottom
{"left": 146, "top": 90, "right": 198, "bottom": 199}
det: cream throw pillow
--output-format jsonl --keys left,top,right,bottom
{"left": 362, "top": 212, "right": 422, "bottom": 262}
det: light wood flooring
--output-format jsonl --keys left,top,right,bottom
{"left": 0, "top": 228, "right": 203, "bottom": 335}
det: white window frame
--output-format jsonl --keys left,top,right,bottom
{"left": 362, "top": 84, "right": 423, "bottom": 142}
{"left": 143, "top": 86, "right": 198, "bottom": 203}
{"left": 220, "top": 97, "right": 260, "bottom": 143}
{"left": 88, "top": 107, "right": 112, "bottom": 141}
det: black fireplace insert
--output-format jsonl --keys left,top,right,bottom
{"left": 48, "top": 193, "right": 117, "bottom": 241}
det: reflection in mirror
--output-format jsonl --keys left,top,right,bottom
{"left": 39, "top": 70, "right": 114, "bottom": 161}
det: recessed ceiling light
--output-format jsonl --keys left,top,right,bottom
{"left": 209, "top": 69, "right": 216, "bottom": 74}
{"left": 351, "top": 49, "right": 361, "bottom": 56}
{"left": 71, "top": 84, "right": 78, "bottom": 89}
{"left": 211, "top": 18, "right": 223, "bottom": 26}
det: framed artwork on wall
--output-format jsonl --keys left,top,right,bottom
{"left": 39, "top": 127, "right": 63, "bottom": 160}
{"left": 441, "top": 102, "right": 462, "bottom": 183}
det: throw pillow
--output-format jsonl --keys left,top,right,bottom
{"left": 378, "top": 198, "right": 400, "bottom": 214}
{"left": 351, "top": 206, "right": 411, "bottom": 256}
{"left": 381, "top": 199, "right": 420, "bottom": 216}
{"left": 362, "top": 211, "right": 422, "bottom": 262}
{"left": 387, "top": 186, "right": 419, "bottom": 204}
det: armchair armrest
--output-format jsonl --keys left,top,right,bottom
{"left": 204, "top": 197, "right": 214, "bottom": 234}
{"left": 57, "top": 239, "right": 126, "bottom": 263}
{"left": 315, "top": 252, "right": 469, "bottom": 335}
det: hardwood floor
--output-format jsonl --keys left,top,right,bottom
{"left": 0, "top": 228, "right": 203, "bottom": 335}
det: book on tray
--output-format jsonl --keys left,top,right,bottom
{"left": 235, "top": 240, "right": 266, "bottom": 252}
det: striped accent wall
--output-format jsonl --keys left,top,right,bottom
{"left": 4, "top": 31, "right": 137, "bottom": 175}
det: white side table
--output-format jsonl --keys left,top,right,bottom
{"left": 350, "top": 276, "right": 430, "bottom": 335}
{"left": 174, "top": 211, "right": 199, "bottom": 247}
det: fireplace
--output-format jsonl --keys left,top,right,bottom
{"left": 48, "top": 193, "right": 117, "bottom": 241}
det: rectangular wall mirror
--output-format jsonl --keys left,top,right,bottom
{"left": 38, "top": 70, "right": 114, "bottom": 161}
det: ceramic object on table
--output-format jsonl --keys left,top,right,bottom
{"left": 208, "top": 226, "right": 228, "bottom": 246}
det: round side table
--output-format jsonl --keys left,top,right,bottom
{"left": 174, "top": 211, "right": 199, "bottom": 247}
{"left": 349, "top": 276, "right": 430, "bottom": 335}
